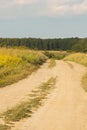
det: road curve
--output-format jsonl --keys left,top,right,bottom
{"left": 11, "top": 60, "right": 87, "bottom": 130}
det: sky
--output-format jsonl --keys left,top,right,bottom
{"left": 0, "top": 0, "right": 87, "bottom": 38}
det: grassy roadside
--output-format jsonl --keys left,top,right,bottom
{"left": 0, "top": 48, "right": 47, "bottom": 88}
{"left": 0, "top": 48, "right": 69, "bottom": 88}
{"left": 0, "top": 77, "right": 56, "bottom": 129}
{"left": 64, "top": 53, "right": 87, "bottom": 91}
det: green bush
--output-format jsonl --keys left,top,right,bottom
{"left": 44, "top": 51, "right": 68, "bottom": 60}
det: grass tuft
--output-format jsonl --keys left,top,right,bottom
{"left": 0, "top": 124, "right": 10, "bottom": 130}
{"left": 82, "top": 72, "right": 87, "bottom": 92}
{"left": 48, "top": 59, "right": 56, "bottom": 68}
{"left": 1, "top": 78, "right": 56, "bottom": 124}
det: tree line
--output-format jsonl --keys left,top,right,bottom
{"left": 0, "top": 37, "right": 87, "bottom": 52}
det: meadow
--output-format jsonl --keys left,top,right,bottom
{"left": 0, "top": 48, "right": 87, "bottom": 130}
{"left": 0, "top": 48, "right": 87, "bottom": 91}
{"left": 0, "top": 47, "right": 69, "bottom": 88}
{"left": 0, "top": 48, "right": 47, "bottom": 88}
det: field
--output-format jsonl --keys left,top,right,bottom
{"left": 0, "top": 48, "right": 87, "bottom": 130}
{"left": 0, "top": 48, "right": 47, "bottom": 87}
{"left": 0, "top": 48, "right": 69, "bottom": 88}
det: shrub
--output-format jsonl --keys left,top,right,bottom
{"left": 44, "top": 51, "right": 68, "bottom": 60}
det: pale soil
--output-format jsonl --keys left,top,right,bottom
{"left": 10, "top": 60, "right": 87, "bottom": 130}
{"left": 0, "top": 61, "right": 56, "bottom": 113}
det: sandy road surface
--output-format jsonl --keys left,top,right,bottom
{"left": 11, "top": 60, "right": 87, "bottom": 130}
{"left": 0, "top": 60, "right": 58, "bottom": 113}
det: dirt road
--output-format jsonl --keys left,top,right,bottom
{"left": 0, "top": 60, "right": 87, "bottom": 129}
{"left": 8, "top": 60, "right": 87, "bottom": 130}
{"left": 0, "top": 61, "right": 57, "bottom": 113}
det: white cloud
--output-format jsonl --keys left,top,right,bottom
{"left": 0, "top": 0, "right": 87, "bottom": 19}
{"left": 72, "top": 0, "right": 87, "bottom": 14}
{"left": 40, "top": 0, "right": 71, "bottom": 16}
{"left": 43, "top": 0, "right": 87, "bottom": 16}
{"left": 14, "top": 0, "right": 38, "bottom": 5}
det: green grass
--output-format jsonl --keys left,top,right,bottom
{"left": 2, "top": 102, "right": 32, "bottom": 122}
{"left": 64, "top": 53, "right": 87, "bottom": 92}
{"left": 0, "top": 48, "right": 47, "bottom": 87}
{"left": 1, "top": 77, "right": 56, "bottom": 124}
{"left": 48, "top": 59, "right": 56, "bottom": 68}
{"left": 44, "top": 51, "right": 69, "bottom": 60}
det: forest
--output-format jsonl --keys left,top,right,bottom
{"left": 0, "top": 37, "right": 87, "bottom": 52}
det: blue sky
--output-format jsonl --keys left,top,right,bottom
{"left": 0, "top": 0, "right": 87, "bottom": 38}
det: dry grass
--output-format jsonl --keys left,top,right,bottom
{"left": 64, "top": 53, "right": 87, "bottom": 92}
{"left": 82, "top": 72, "right": 87, "bottom": 92}
{"left": 0, "top": 77, "right": 56, "bottom": 126}
{"left": 64, "top": 53, "right": 87, "bottom": 66}
{"left": 0, "top": 124, "right": 10, "bottom": 130}
{"left": 0, "top": 48, "right": 47, "bottom": 87}
{"left": 48, "top": 59, "right": 56, "bottom": 68}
